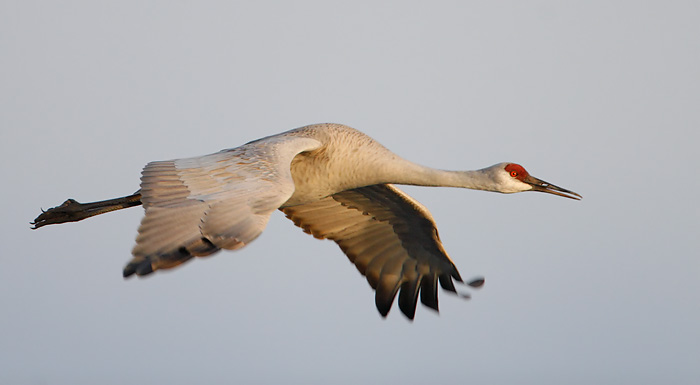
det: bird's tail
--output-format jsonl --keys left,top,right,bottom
{"left": 31, "top": 192, "right": 143, "bottom": 229}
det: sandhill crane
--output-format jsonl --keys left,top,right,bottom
{"left": 32, "top": 123, "right": 581, "bottom": 319}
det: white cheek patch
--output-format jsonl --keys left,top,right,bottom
{"left": 503, "top": 177, "right": 532, "bottom": 193}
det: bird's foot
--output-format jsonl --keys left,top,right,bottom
{"left": 31, "top": 199, "right": 93, "bottom": 229}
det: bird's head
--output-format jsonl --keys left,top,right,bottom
{"left": 487, "top": 162, "right": 581, "bottom": 200}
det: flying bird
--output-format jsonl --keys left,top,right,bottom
{"left": 32, "top": 123, "right": 581, "bottom": 319}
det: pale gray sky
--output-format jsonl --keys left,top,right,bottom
{"left": 1, "top": 1, "right": 698, "bottom": 384}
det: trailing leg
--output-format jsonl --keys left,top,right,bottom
{"left": 32, "top": 192, "right": 142, "bottom": 229}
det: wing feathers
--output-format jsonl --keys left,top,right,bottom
{"left": 133, "top": 205, "right": 207, "bottom": 255}
{"left": 365, "top": 248, "right": 402, "bottom": 289}
{"left": 282, "top": 184, "right": 469, "bottom": 319}
{"left": 125, "top": 135, "right": 321, "bottom": 276}
{"left": 398, "top": 260, "right": 422, "bottom": 319}
{"left": 374, "top": 252, "right": 407, "bottom": 316}
{"left": 439, "top": 273, "right": 457, "bottom": 292}
{"left": 420, "top": 274, "right": 439, "bottom": 311}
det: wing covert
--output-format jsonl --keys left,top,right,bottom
{"left": 124, "top": 135, "right": 322, "bottom": 276}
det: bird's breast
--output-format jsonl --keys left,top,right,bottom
{"left": 282, "top": 146, "right": 393, "bottom": 207}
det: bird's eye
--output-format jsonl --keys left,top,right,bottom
{"left": 510, "top": 171, "right": 518, "bottom": 177}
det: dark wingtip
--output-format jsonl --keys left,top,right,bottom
{"left": 123, "top": 259, "right": 154, "bottom": 278}
{"left": 398, "top": 280, "right": 420, "bottom": 320}
{"left": 398, "top": 301, "right": 416, "bottom": 321}
{"left": 375, "top": 282, "right": 401, "bottom": 319}
{"left": 123, "top": 264, "right": 136, "bottom": 278}
{"left": 467, "top": 277, "right": 485, "bottom": 288}
{"left": 136, "top": 263, "right": 154, "bottom": 276}
{"left": 439, "top": 273, "right": 457, "bottom": 293}
{"left": 419, "top": 275, "right": 440, "bottom": 312}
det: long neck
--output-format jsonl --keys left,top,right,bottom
{"left": 381, "top": 158, "right": 499, "bottom": 192}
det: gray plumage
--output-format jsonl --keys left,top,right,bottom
{"left": 33, "top": 123, "right": 580, "bottom": 319}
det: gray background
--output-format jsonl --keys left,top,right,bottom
{"left": 2, "top": 1, "right": 698, "bottom": 384}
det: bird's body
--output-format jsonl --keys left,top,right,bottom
{"left": 33, "top": 123, "right": 581, "bottom": 319}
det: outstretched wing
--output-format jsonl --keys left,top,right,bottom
{"left": 124, "top": 135, "right": 322, "bottom": 277}
{"left": 281, "top": 184, "right": 477, "bottom": 319}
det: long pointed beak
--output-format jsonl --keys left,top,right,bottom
{"left": 524, "top": 175, "right": 582, "bottom": 200}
